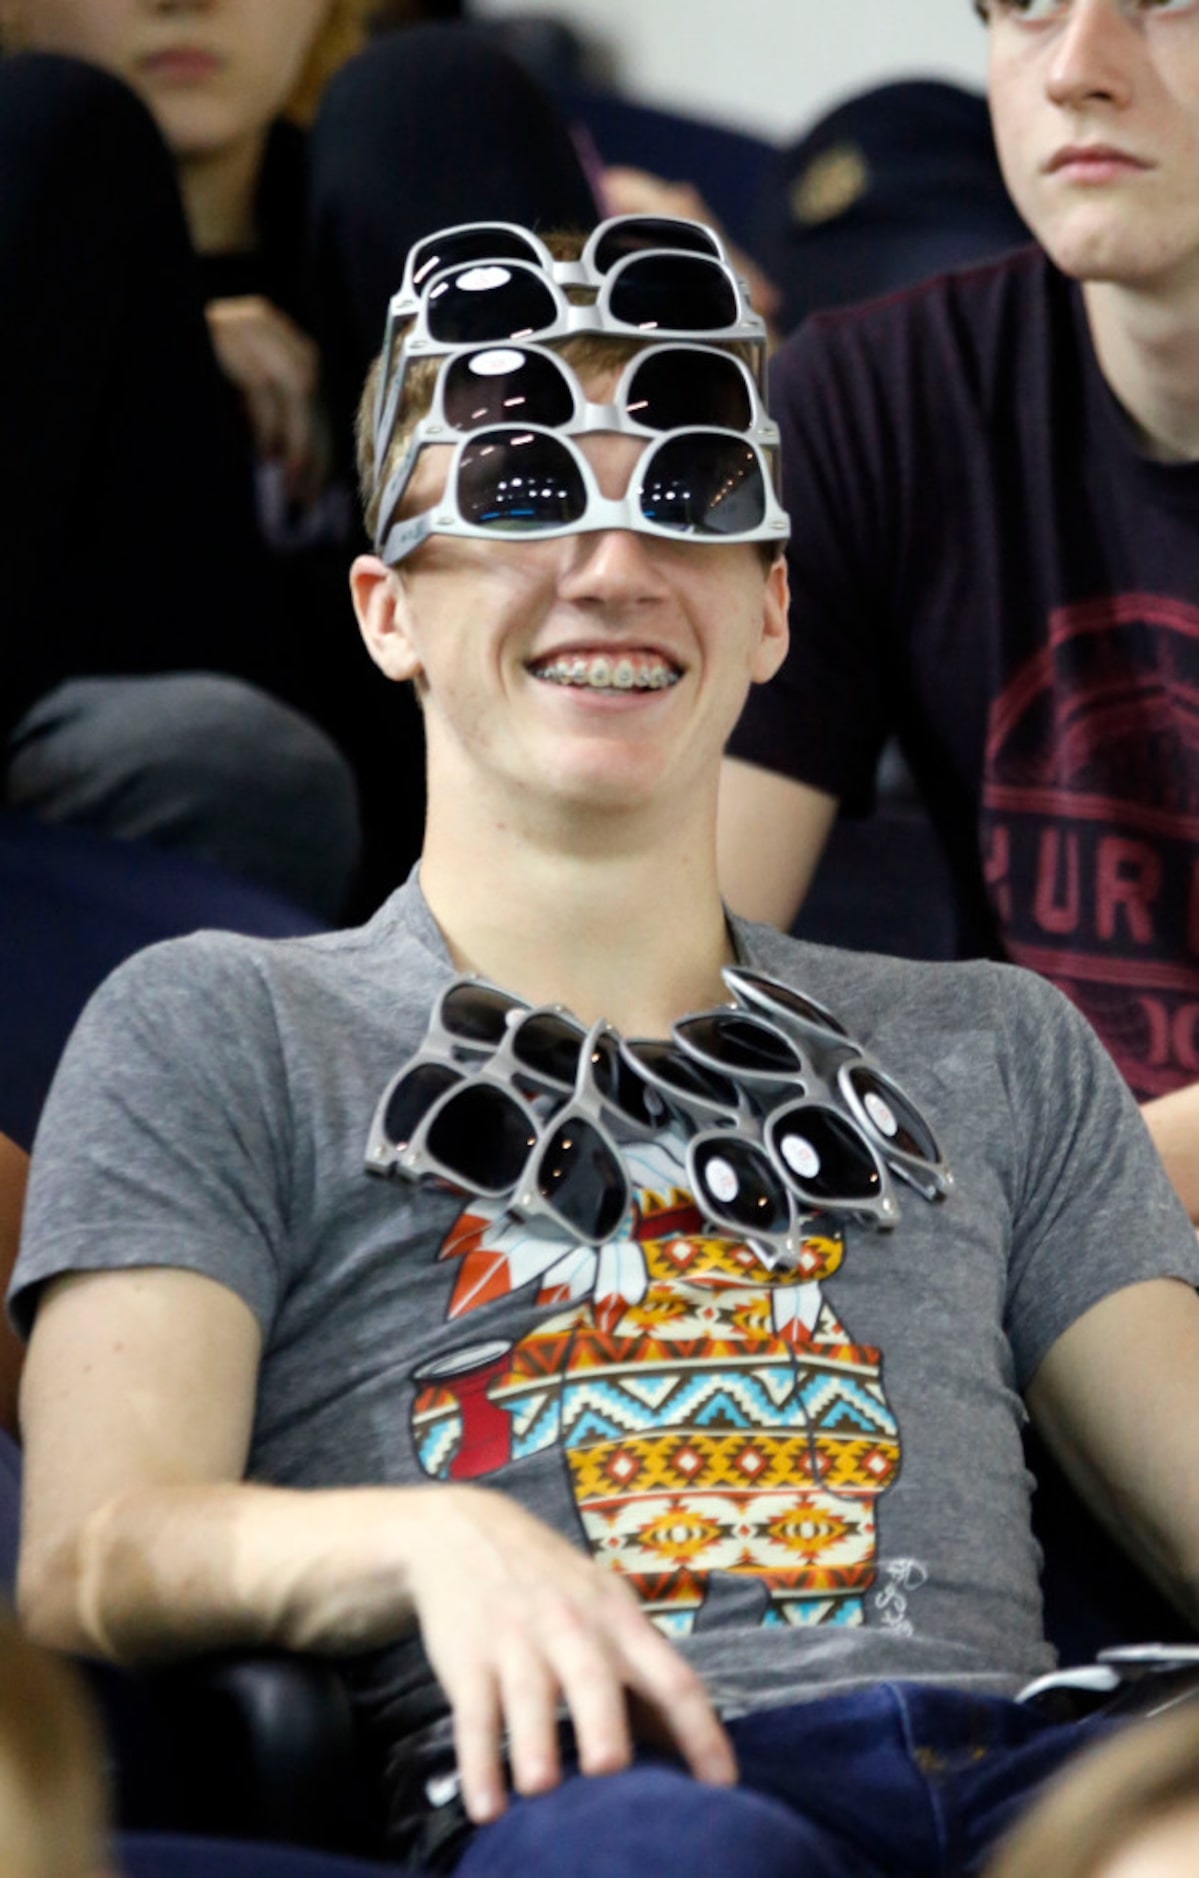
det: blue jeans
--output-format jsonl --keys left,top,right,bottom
{"left": 452, "top": 1684, "right": 1111, "bottom": 1877}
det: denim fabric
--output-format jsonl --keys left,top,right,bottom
{"left": 453, "top": 1684, "right": 1112, "bottom": 1878}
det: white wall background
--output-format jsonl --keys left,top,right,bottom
{"left": 473, "top": 0, "right": 990, "bottom": 143}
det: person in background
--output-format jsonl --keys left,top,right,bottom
{"left": 718, "top": 0, "right": 1199, "bottom": 1225}
{"left": 0, "top": 1603, "right": 113, "bottom": 1878}
{"left": 984, "top": 1702, "right": 1199, "bottom": 1878}
{"left": 0, "top": 5, "right": 598, "bottom": 912}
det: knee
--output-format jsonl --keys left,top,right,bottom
{"left": 6, "top": 675, "right": 362, "bottom": 922}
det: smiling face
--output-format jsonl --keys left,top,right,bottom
{"left": 2, "top": 0, "right": 336, "bottom": 156}
{"left": 983, "top": 0, "right": 1199, "bottom": 292}
{"left": 352, "top": 373, "right": 788, "bottom": 834}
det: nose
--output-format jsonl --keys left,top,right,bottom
{"left": 555, "top": 523, "right": 672, "bottom": 610}
{"left": 1046, "top": 0, "right": 1135, "bottom": 111}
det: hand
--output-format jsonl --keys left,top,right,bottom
{"left": 406, "top": 1486, "right": 737, "bottom": 1824}
{"left": 205, "top": 295, "right": 325, "bottom": 503}
{"left": 600, "top": 165, "right": 782, "bottom": 329}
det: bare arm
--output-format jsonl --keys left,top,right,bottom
{"left": 717, "top": 756, "right": 840, "bottom": 929}
{"left": 1025, "top": 1278, "right": 1199, "bottom": 1630}
{"left": 0, "top": 1133, "right": 28, "bottom": 1439}
{"left": 1140, "top": 1084, "right": 1199, "bottom": 1225}
{"left": 18, "top": 1266, "right": 734, "bottom": 1821}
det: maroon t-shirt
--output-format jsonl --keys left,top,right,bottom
{"left": 730, "top": 246, "right": 1199, "bottom": 1100}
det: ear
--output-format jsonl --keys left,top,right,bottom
{"left": 748, "top": 552, "right": 790, "bottom": 685}
{"left": 349, "top": 554, "right": 424, "bottom": 685}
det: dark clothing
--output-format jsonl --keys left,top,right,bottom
{"left": 451, "top": 1686, "right": 1115, "bottom": 1878}
{"left": 729, "top": 247, "right": 1199, "bottom": 1099}
{"left": 0, "top": 54, "right": 281, "bottom": 740}
{"left": 0, "top": 31, "right": 598, "bottom": 907}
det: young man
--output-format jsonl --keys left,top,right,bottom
{"left": 718, "top": 0, "right": 1199, "bottom": 1221}
{"left": 10, "top": 224, "right": 1199, "bottom": 1878}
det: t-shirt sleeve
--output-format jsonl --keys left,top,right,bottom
{"left": 996, "top": 970, "right": 1199, "bottom": 1388}
{"left": 727, "top": 314, "right": 897, "bottom": 812}
{"left": 8, "top": 936, "right": 295, "bottom": 1341}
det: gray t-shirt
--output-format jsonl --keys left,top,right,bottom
{"left": 13, "top": 874, "right": 1199, "bottom": 1844}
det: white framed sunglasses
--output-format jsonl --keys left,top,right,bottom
{"left": 373, "top": 339, "right": 778, "bottom": 536}
{"left": 378, "top": 421, "right": 789, "bottom": 565}
{"left": 373, "top": 243, "right": 765, "bottom": 473}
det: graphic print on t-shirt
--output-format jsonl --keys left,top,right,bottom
{"left": 982, "top": 593, "right": 1199, "bottom": 1099}
{"left": 409, "top": 1135, "right": 900, "bottom": 1636}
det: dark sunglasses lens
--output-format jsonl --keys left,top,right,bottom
{"left": 625, "top": 1040, "right": 739, "bottom": 1109}
{"left": 844, "top": 1065, "right": 939, "bottom": 1163}
{"left": 426, "top": 1084, "right": 536, "bottom": 1192}
{"left": 514, "top": 1012, "right": 584, "bottom": 1087}
{"left": 458, "top": 430, "right": 586, "bottom": 533}
{"left": 769, "top": 1107, "right": 882, "bottom": 1203}
{"left": 426, "top": 265, "right": 557, "bottom": 345}
{"left": 589, "top": 1033, "right": 667, "bottom": 1129}
{"left": 641, "top": 434, "right": 766, "bottom": 538}
{"left": 608, "top": 253, "right": 739, "bottom": 332}
{"left": 733, "top": 971, "right": 850, "bottom": 1039}
{"left": 443, "top": 348, "right": 575, "bottom": 432}
{"left": 591, "top": 217, "right": 721, "bottom": 274}
{"left": 628, "top": 349, "right": 752, "bottom": 432}
{"left": 441, "top": 982, "right": 523, "bottom": 1046}
{"left": 412, "top": 228, "right": 543, "bottom": 295}
{"left": 382, "top": 1061, "right": 462, "bottom": 1148}
{"left": 536, "top": 1115, "right": 627, "bottom": 1240}
{"left": 677, "top": 1013, "right": 799, "bottom": 1075}
{"left": 692, "top": 1136, "right": 789, "bottom": 1233}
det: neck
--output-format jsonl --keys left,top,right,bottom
{"left": 417, "top": 770, "right": 737, "bottom": 1038}
{"left": 176, "top": 132, "right": 268, "bottom": 254}
{"left": 1084, "top": 272, "right": 1199, "bottom": 462}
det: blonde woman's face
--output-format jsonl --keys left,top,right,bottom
{"left": 2, "top": 1, "right": 336, "bottom": 156}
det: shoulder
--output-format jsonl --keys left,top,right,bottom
{"left": 733, "top": 917, "right": 1091, "bottom": 1071}
{"left": 56, "top": 876, "right": 454, "bottom": 1091}
{"left": 771, "top": 244, "right": 1071, "bottom": 417}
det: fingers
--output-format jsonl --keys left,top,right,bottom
{"left": 448, "top": 1660, "right": 507, "bottom": 1825}
{"left": 205, "top": 296, "right": 322, "bottom": 499}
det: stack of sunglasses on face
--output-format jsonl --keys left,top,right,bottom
{"left": 364, "top": 969, "right": 953, "bottom": 1266}
{"left": 369, "top": 213, "right": 791, "bottom": 570}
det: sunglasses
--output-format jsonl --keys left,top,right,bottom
{"left": 378, "top": 422, "right": 789, "bottom": 566}
{"left": 722, "top": 967, "right": 952, "bottom": 1203}
{"left": 388, "top": 214, "right": 732, "bottom": 320}
{"left": 671, "top": 1006, "right": 811, "bottom": 1098}
{"left": 620, "top": 1035, "right": 753, "bottom": 1129}
{"left": 511, "top": 1020, "right": 667, "bottom": 1245}
{"left": 373, "top": 340, "right": 778, "bottom": 539}
{"left": 367, "top": 1058, "right": 542, "bottom": 1199}
{"left": 374, "top": 246, "right": 765, "bottom": 473}
{"left": 763, "top": 1096, "right": 898, "bottom": 1228}
{"left": 686, "top": 1128, "right": 812, "bottom": 1268}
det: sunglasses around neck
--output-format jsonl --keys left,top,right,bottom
{"left": 366, "top": 972, "right": 952, "bottom": 1255}
{"left": 372, "top": 338, "right": 778, "bottom": 535}
{"left": 720, "top": 967, "right": 952, "bottom": 1204}
{"left": 378, "top": 421, "right": 789, "bottom": 566}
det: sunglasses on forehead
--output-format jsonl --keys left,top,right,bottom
{"left": 373, "top": 245, "right": 765, "bottom": 475}
{"left": 372, "top": 339, "right": 778, "bottom": 534}
{"left": 389, "top": 213, "right": 732, "bottom": 320}
{"left": 378, "top": 421, "right": 789, "bottom": 566}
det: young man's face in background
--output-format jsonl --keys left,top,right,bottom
{"left": 985, "top": 0, "right": 1199, "bottom": 295}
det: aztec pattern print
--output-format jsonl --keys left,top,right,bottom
{"left": 411, "top": 1135, "right": 900, "bottom": 1636}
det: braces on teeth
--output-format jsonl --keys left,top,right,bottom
{"left": 534, "top": 655, "right": 680, "bottom": 689}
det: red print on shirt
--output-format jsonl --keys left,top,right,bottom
{"left": 981, "top": 593, "right": 1199, "bottom": 1099}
